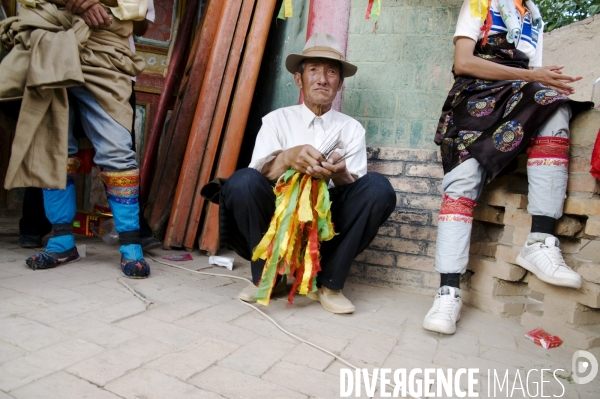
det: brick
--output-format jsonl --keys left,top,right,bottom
{"left": 367, "top": 147, "right": 437, "bottom": 162}
{"left": 402, "top": 194, "right": 442, "bottom": 210}
{"left": 473, "top": 204, "right": 504, "bottom": 225}
{"left": 576, "top": 240, "right": 600, "bottom": 263}
{"left": 262, "top": 362, "right": 340, "bottom": 398}
{"left": 495, "top": 244, "right": 521, "bottom": 265}
{"left": 11, "top": 372, "right": 121, "bottom": 399}
{"left": 528, "top": 274, "right": 600, "bottom": 308}
{"left": 462, "top": 290, "right": 526, "bottom": 316}
{"left": 0, "top": 317, "right": 68, "bottom": 352}
{"left": 470, "top": 273, "right": 530, "bottom": 297}
{"left": 367, "top": 160, "right": 403, "bottom": 175}
{"left": 357, "top": 265, "right": 439, "bottom": 291}
{"left": 568, "top": 156, "right": 592, "bottom": 173}
{"left": 395, "top": 253, "right": 434, "bottom": 272}
{"left": 585, "top": 217, "right": 600, "bottom": 237}
{"left": 105, "top": 368, "right": 221, "bottom": 399}
{"left": 405, "top": 163, "right": 444, "bottom": 178}
{"left": 370, "top": 236, "right": 424, "bottom": 255}
{"left": 559, "top": 238, "right": 590, "bottom": 254}
{"left": 190, "top": 365, "right": 306, "bottom": 399}
{"left": 564, "top": 196, "right": 600, "bottom": 216}
{"left": 388, "top": 208, "right": 430, "bottom": 225}
{"left": 218, "top": 337, "right": 295, "bottom": 376}
{"left": 467, "top": 256, "right": 527, "bottom": 281}
{"left": 388, "top": 177, "right": 430, "bottom": 193}
{"left": 555, "top": 215, "right": 583, "bottom": 237}
{"left": 543, "top": 295, "right": 600, "bottom": 326}
{"left": 498, "top": 225, "right": 514, "bottom": 245}
{"left": 512, "top": 227, "right": 531, "bottom": 248}
{"left": 485, "top": 190, "right": 528, "bottom": 209}
{"left": 377, "top": 223, "right": 398, "bottom": 237}
{"left": 503, "top": 208, "right": 532, "bottom": 229}
{"left": 469, "top": 242, "right": 499, "bottom": 258}
{"left": 426, "top": 243, "right": 436, "bottom": 257}
{"left": 570, "top": 109, "right": 600, "bottom": 146}
{"left": 398, "top": 225, "right": 437, "bottom": 241}
{"left": 356, "top": 249, "right": 396, "bottom": 266}
{"left": 577, "top": 263, "right": 600, "bottom": 284}
{"left": 567, "top": 172, "right": 599, "bottom": 194}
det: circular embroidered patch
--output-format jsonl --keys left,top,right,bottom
{"left": 487, "top": 36, "right": 505, "bottom": 46}
{"left": 441, "top": 138, "right": 454, "bottom": 163}
{"left": 458, "top": 131, "right": 482, "bottom": 149}
{"left": 503, "top": 92, "right": 523, "bottom": 117}
{"left": 466, "top": 80, "right": 492, "bottom": 91}
{"left": 467, "top": 96, "right": 496, "bottom": 117}
{"left": 500, "top": 49, "right": 515, "bottom": 58}
{"left": 493, "top": 121, "right": 524, "bottom": 152}
{"left": 535, "top": 89, "right": 567, "bottom": 105}
{"left": 512, "top": 81, "right": 527, "bottom": 93}
{"left": 441, "top": 113, "right": 453, "bottom": 134}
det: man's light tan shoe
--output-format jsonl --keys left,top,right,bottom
{"left": 307, "top": 287, "right": 355, "bottom": 314}
{"left": 238, "top": 275, "right": 287, "bottom": 302}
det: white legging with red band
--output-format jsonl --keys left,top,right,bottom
{"left": 435, "top": 104, "right": 571, "bottom": 274}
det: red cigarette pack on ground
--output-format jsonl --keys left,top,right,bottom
{"left": 525, "top": 328, "right": 563, "bottom": 349}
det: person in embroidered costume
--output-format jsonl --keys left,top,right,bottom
{"left": 220, "top": 33, "right": 396, "bottom": 314}
{"left": 0, "top": 0, "right": 153, "bottom": 278}
{"left": 423, "top": 0, "right": 593, "bottom": 334}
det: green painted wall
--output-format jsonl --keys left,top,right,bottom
{"left": 342, "top": 0, "right": 463, "bottom": 149}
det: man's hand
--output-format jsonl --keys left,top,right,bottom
{"left": 80, "top": 3, "right": 111, "bottom": 29}
{"left": 312, "top": 151, "right": 356, "bottom": 186}
{"left": 65, "top": 0, "right": 100, "bottom": 15}
{"left": 281, "top": 145, "right": 326, "bottom": 178}
{"left": 530, "top": 65, "right": 582, "bottom": 95}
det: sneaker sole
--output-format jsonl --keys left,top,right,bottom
{"left": 516, "top": 255, "right": 581, "bottom": 289}
{"left": 423, "top": 312, "right": 461, "bottom": 335}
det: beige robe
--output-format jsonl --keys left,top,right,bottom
{"left": 0, "top": 3, "right": 146, "bottom": 190}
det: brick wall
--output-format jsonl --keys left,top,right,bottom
{"left": 464, "top": 110, "right": 600, "bottom": 349}
{"left": 349, "top": 147, "right": 444, "bottom": 294}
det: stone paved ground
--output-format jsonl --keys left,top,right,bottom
{"left": 0, "top": 216, "right": 598, "bottom": 398}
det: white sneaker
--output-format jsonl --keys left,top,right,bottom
{"left": 423, "top": 286, "right": 462, "bottom": 334}
{"left": 516, "top": 236, "right": 582, "bottom": 289}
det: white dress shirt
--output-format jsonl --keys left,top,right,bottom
{"left": 249, "top": 103, "right": 367, "bottom": 184}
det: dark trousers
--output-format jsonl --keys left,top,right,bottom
{"left": 19, "top": 188, "right": 52, "bottom": 237}
{"left": 221, "top": 168, "right": 396, "bottom": 290}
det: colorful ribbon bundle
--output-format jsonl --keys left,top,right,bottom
{"left": 277, "top": 0, "right": 294, "bottom": 20}
{"left": 251, "top": 169, "right": 336, "bottom": 305}
{"left": 365, "top": 0, "right": 381, "bottom": 20}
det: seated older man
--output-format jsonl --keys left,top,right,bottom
{"left": 220, "top": 33, "right": 396, "bottom": 314}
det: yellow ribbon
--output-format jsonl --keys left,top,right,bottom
{"left": 469, "top": 0, "right": 489, "bottom": 22}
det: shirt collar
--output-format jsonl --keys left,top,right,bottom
{"left": 300, "top": 103, "right": 334, "bottom": 130}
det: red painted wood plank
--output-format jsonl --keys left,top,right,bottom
{"left": 140, "top": 0, "right": 199, "bottom": 204}
{"left": 198, "top": 0, "right": 279, "bottom": 254}
{"left": 164, "top": 0, "right": 244, "bottom": 248}
{"left": 145, "top": 0, "right": 223, "bottom": 234}
{"left": 182, "top": 0, "right": 257, "bottom": 250}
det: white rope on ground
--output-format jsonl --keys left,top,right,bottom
{"left": 117, "top": 278, "right": 154, "bottom": 309}
{"left": 145, "top": 253, "right": 422, "bottom": 399}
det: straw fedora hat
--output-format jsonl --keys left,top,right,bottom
{"left": 285, "top": 32, "right": 357, "bottom": 78}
